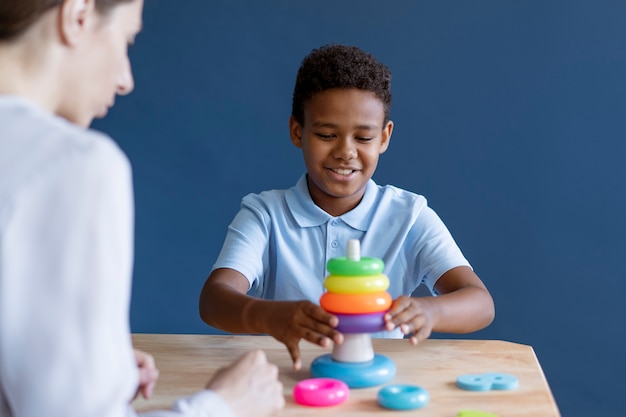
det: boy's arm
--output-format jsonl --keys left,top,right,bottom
{"left": 199, "top": 268, "right": 343, "bottom": 370}
{"left": 385, "top": 266, "right": 495, "bottom": 344}
{"left": 431, "top": 266, "right": 495, "bottom": 332}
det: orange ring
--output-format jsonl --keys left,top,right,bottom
{"left": 320, "top": 291, "right": 392, "bottom": 314}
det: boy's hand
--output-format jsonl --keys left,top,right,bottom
{"left": 264, "top": 300, "right": 343, "bottom": 370}
{"left": 384, "top": 295, "right": 435, "bottom": 345}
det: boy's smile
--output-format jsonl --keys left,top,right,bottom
{"left": 290, "top": 88, "right": 393, "bottom": 216}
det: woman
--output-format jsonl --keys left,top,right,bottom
{"left": 0, "top": 1, "right": 284, "bottom": 416}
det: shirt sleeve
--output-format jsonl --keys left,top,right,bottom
{"left": 135, "top": 391, "right": 235, "bottom": 417}
{"left": 212, "top": 194, "right": 271, "bottom": 295}
{"left": 408, "top": 205, "right": 471, "bottom": 293}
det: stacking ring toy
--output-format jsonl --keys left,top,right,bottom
{"left": 293, "top": 378, "right": 349, "bottom": 407}
{"left": 311, "top": 354, "right": 396, "bottom": 388}
{"left": 324, "top": 274, "right": 390, "bottom": 294}
{"left": 377, "top": 384, "right": 430, "bottom": 410}
{"left": 457, "top": 411, "right": 499, "bottom": 417}
{"left": 327, "top": 257, "right": 384, "bottom": 276}
{"left": 335, "top": 312, "right": 386, "bottom": 333}
{"left": 320, "top": 291, "right": 392, "bottom": 314}
{"left": 456, "top": 372, "right": 518, "bottom": 391}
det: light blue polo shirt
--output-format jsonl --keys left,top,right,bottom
{"left": 212, "top": 174, "right": 470, "bottom": 338}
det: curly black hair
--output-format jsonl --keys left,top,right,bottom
{"left": 291, "top": 44, "right": 392, "bottom": 126}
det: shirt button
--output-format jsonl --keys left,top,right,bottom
{"left": 331, "top": 240, "right": 339, "bottom": 248}
{"left": 331, "top": 220, "right": 338, "bottom": 226}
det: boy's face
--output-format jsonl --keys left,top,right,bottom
{"left": 290, "top": 88, "right": 393, "bottom": 216}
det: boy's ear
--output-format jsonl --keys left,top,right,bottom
{"left": 379, "top": 120, "right": 393, "bottom": 154}
{"left": 289, "top": 116, "right": 303, "bottom": 148}
{"left": 59, "top": 0, "right": 96, "bottom": 46}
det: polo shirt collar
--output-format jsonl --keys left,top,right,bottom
{"left": 285, "top": 174, "right": 378, "bottom": 231}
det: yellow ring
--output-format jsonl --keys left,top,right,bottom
{"left": 320, "top": 291, "right": 392, "bottom": 314}
{"left": 324, "top": 274, "right": 390, "bottom": 294}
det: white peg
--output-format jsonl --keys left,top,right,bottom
{"left": 332, "top": 334, "right": 375, "bottom": 363}
{"left": 346, "top": 239, "right": 361, "bottom": 261}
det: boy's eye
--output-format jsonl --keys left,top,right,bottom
{"left": 356, "top": 137, "right": 374, "bottom": 142}
{"left": 316, "top": 133, "right": 334, "bottom": 140}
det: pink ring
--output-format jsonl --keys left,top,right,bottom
{"left": 293, "top": 378, "right": 349, "bottom": 407}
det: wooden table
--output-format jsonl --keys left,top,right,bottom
{"left": 132, "top": 334, "right": 560, "bottom": 416}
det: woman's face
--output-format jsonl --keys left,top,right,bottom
{"left": 57, "top": 0, "right": 144, "bottom": 127}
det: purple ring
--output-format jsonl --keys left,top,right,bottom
{"left": 335, "top": 311, "right": 386, "bottom": 333}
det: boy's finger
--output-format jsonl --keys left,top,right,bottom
{"left": 385, "top": 308, "right": 413, "bottom": 329}
{"left": 385, "top": 297, "right": 412, "bottom": 319}
{"left": 412, "top": 325, "right": 431, "bottom": 345}
{"left": 285, "top": 342, "right": 302, "bottom": 371}
{"left": 304, "top": 331, "right": 332, "bottom": 348}
{"left": 304, "top": 303, "right": 339, "bottom": 327}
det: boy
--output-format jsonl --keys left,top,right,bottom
{"left": 199, "top": 44, "right": 495, "bottom": 371}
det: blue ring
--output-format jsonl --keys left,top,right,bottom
{"left": 310, "top": 353, "right": 396, "bottom": 388}
{"left": 377, "top": 384, "right": 430, "bottom": 410}
{"left": 335, "top": 312, "right": 386, "bottom": 333}
{"left": 456, "top": 372, "right": 519, "bottom": 391}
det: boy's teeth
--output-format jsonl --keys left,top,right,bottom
{"left": 333, "top": 169, "right": 353, "bottom": 175}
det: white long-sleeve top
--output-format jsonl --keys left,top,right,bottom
{"left": 0, "top": 97, "right": 233, "bottom": 417}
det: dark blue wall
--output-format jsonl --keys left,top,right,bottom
{"left": 93, "top": 1, "right": 626, "bottom": 415}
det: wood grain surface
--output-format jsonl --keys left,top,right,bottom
{"left": 132, "top": 334, "right": 560, "bottom": 416}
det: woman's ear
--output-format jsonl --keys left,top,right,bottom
{"left": 289, "top": 115, "right": 303, "bottom": 149}
{"left": 379, "top": 120, "right": 393, "bottom": 154}
{"left": 59, "top": 0, "right": 96, "bottom": 46}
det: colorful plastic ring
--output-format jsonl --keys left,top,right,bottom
{"left": 311, "top": 354, "right": 396, "bottom": 388}
{"left": 326, "top": 257, "right": 384, "bottom": 276}
{"left": 324, "top": 274, "right": 390, "bottom": 294}
{"left": 335, "top": 312, "right": 386, "bottom": 333}
{"left": 456, "top": 373, "right": 519, "bottom": 391}
{"left": 378, "top": 384, "right": 429, "bottom": 410}
{"left": 320, "top": 291, "right": 391, "bottom": 314}
{"left": 293, "top": 378, "right": 349, "bottom": 407}
{"left": 457, "top": 411, "right": 499, "bottom": 417}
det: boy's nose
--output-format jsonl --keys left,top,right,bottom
{"left": 333, "top": 138, "right": 357, "bottom": 160}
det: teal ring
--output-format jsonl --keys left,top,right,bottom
{"left": 456, "top": 372, "right": 519, "bottom": 391}
{"left": 378, "top": 384, "right": 430, "bottom": 410}
{"left": 310, "top": 353, "right": 396, "bottom": 388}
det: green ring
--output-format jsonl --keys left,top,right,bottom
{"left": 326, "top": 257, "right": 385, "bottom": 276}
